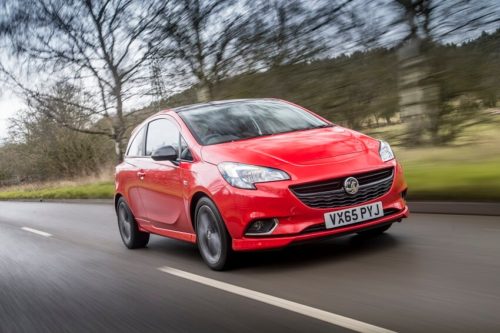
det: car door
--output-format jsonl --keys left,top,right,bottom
{"left": 141, "top": 117, "right": 185, "bottom": 229}
{"left": 122, "top": 125, "right": 149, "bottom": 221}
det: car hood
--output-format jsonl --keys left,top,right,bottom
{"left": 201, "top": 126, "right": 377, "bottom": 167}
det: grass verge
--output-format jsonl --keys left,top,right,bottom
{"left": 0, "top": 181, "right": 114, "bottom": 200}
{"left": 403, "top": 159, "right": 500, "bottom": 201}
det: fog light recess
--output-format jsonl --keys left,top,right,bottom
{"left": 245, "top": 218, "right": 278, "bottom": 236}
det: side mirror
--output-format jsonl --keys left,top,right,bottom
{"left": 151, "top": 145, "right": 178, "bottom": 161}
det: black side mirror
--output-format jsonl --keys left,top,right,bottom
{"left": 151, "top": 145, "right": 178, "bottom": 161}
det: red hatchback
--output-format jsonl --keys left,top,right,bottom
{"left": 115, "top": 99, "right": 409, "bottom": 270}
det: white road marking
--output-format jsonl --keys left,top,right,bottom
{"left": 21, "top": 227, "right": 52, "bottom": 237}
{"left": 158, "top": 266, "right": 396, "bottom": 333}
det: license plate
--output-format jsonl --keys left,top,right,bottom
{"left": 324, "top": 202, "right": 383, "bottom": 229}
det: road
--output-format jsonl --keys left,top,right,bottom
{"left": 0, "top": 202, "right": 499, "bottom": 333}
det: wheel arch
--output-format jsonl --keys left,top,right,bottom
{"left": 114, "top": 192, "right": 124, "bottom": 212}
{"left": 189, "top": 191, "right": 212, "bottom": 231}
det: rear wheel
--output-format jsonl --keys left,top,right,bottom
{"left": 195, "top": 197, "right": 233, "bottom": 270}
{"left": 357, "top": 223, "right": 392, "bottom": 237}
{"left": 116, "top": 197, "right": 150, "bottom": 249}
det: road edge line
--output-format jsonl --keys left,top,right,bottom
{"left": 21, "top": 227, "right": 52, "bottom": 237}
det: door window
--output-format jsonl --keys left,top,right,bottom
{"left": 126, "top": 126, "right": 146, "bottom": 157}
{"left": 145, "top": 119, "right": 180, "bottom": 156}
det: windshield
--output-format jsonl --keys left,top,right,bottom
{"left": 178, "top": 100, "right": 330, "bottom": 145}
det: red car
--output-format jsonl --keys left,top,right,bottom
{"left": 115, "top": 99, "right": 409, "bottom": 270}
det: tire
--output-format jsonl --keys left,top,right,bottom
{"left": 195, "top": 197, "right": 233, "bottom": 271}
{"left": 116, "top": 197, "right": 150, "bottom": 249}
{"left": 357, "top": 223, "right": 392, "bottom": 237}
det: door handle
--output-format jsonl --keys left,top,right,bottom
{"left": 137, "top": 171, "right": 145, "bottom": 180}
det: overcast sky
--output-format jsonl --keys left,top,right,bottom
{"left": 0, "top": 93, "right": 22, "bottom": 142}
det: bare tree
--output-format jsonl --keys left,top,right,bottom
{"left": 6, "top": 83, "right": 112, "bottom": 180}
{"left": 159, "top": 0, "right": 253, "bottom": 102}
{"left": 245, "top": 0, "right": 354, "bottom": 69}
{"left": 0, "top": 0, "right": 171, "bottom": 162}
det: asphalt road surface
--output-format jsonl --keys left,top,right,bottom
{"left": 1, "top": 202, "right": 499, "bottom": 333}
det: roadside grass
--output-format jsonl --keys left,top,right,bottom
{"left": 0, "top": 181, "right": 114, "bottom": 200}
{"left": 402, "top": 159, "right": 500, "bottom": 201}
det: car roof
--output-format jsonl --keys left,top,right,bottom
{"left": 166, "top": 98, "right": 280, "bottom": 114}
{"left": 132, "top": 99, "right": 276, "bottom": 137}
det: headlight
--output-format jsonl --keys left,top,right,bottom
{"left": 218, "top": 162, "right": 290, "bottom": 189}
{"left": 379, "top": 140, "right": 395, "bottom": 162}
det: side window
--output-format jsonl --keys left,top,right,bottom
{"left": 145, "top": 119, "right": 180, "bottom": 156}
{"left": 126, "top": 126, "right": 146, "bottom": 157}
{"left": 180, "top": 136, "right": 193, "bottom": 161}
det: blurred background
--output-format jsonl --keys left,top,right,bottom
{"left": 0, "top": 0, "right": 499, "bottom": 202}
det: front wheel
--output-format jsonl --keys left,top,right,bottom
{"left": 116, "top": 197, "right": 150, "bottom": 249}
{"left": 357, "top": 223, "right": 392, "bottom": 237}
{"left": 195, "top": 197, "right": 233, "bottom": 270}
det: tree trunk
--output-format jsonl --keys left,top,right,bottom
{"left": 114, "top": 137, "right": 126, "bottom": 164}
{"left": 398, "top": 37, "right": 438, "bottom": 145}
{"left": 196, "top": 80, "right": 213, "bottom": 102}
{"left": 110, "top": 124, "right": 126, "bottom": 164}
{"left": 113, "top": 82, "right": 127, "bottom": 163}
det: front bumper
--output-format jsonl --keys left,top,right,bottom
{"left": 232, "top": 205, "right": 408, "bottom": 251}
{"left": 211, "top": 160, "right": 409, "bottom": 251}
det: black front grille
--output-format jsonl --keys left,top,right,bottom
{"left": 290, "top": 167, "right": 394, "bottom": 209}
